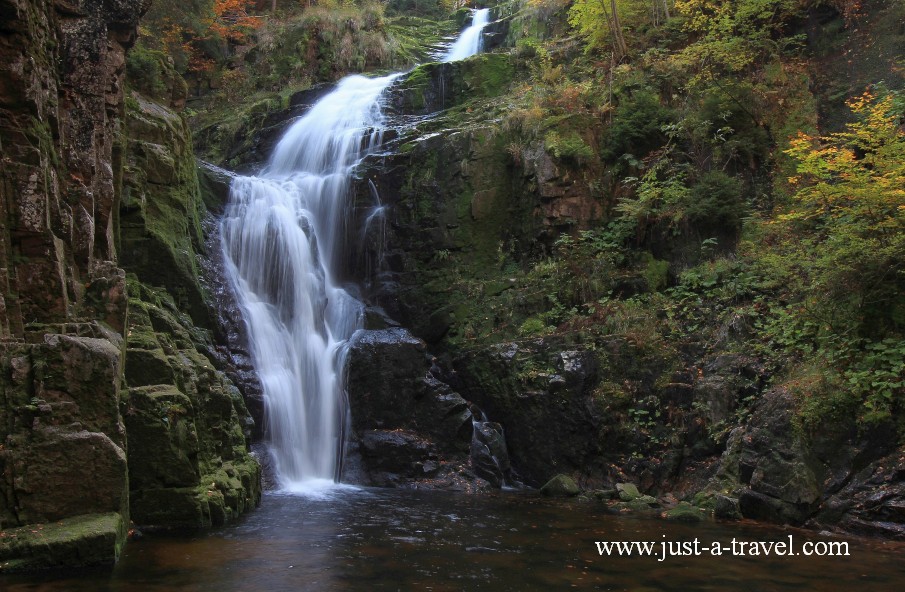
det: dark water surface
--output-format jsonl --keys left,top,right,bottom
{"left": 4, "top": 488, "right": 904, "bottom": 591}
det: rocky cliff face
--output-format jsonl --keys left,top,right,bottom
{"left": 345, "top": 8, "right": 905, "bottom": 540}
{"left": 0, "top": 0, "right": 260, "bottom": 571}
{"left": 0, "top": 0, "right": 143, "bottom": 333}
{"left": 0, "top": 0, "right": 145, "bottom": 570}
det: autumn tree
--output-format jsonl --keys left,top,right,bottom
{"left": 210, "top": 0, "right": 263, "bottom": 43}
{"left": 783, "top": 92, "right": 904, "bottom": 233}
{"left": 782, "top": 92, "right": 905, "bottom": 338}
{"left": 670, "top": 0, "right": 801, "bottom": 82}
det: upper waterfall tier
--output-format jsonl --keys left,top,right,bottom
{"left": 444, "top": 8, "right": 491, "bottom": 62}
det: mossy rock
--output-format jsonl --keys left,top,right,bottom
{"left": 592, "top": 488, "right": 617, "bottom": 501}
{"left": 616, "top": 482, "right": 642, "bottom": 501}
{"left": 0, "top": 513, "right": 126, "bottom": 572}
{"left": 129, "top": 487, "right": 214, "bottom": 530}
{"left": 125, "top": 346, "right": 175, "bottom": 387}
{"left": 714, "top": 494, "right": 742, "bottom": 520}
{"left": 124, "top": 386, "right": 201, "bottom": 490}
{"left": 390, "top": 53, "right": 516, "bottom": 115}
{"left": 664, "top": 502, "right": 706, "bottom": 523}
{"left": 540, "top": 474, "right": 580, "bottom": 497}
{"left": 121, "top": 94, "right": 211, "bottom": 329}
{"left": 123, "top": 281, "right": 261, "bottom": 530}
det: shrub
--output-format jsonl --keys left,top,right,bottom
{"left": 601, "top": 89, "right": 673, "bottom": 163}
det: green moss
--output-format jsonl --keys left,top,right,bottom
{"left": 122, "top": 280, "right": 261, "bottom": 530}
{"left": 0, "top": 513, "right": 126, "bottom": 572}
{"left": 642, "top": 253, "right": 668, "bottom": 292}
{"left": 544, "top": 130, "right": 594, "bottom": 163}
{"left": 401, "top": 63, "right": 432, "bottom": 111}
{"left": 121, "top": 96, "right": 211, "bottom": 328}
{"left": 664, "top": 502, "right": 706, "bottom": 522}
{"left": 460, "top": 53, "right": 517, "bottom": 98}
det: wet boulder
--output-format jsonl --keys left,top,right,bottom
{"left": 347, "top": 328, "right": 517, "bottom": 490}
{"left": 470, "top": 421, "right": 511, "bottom": 488}
{"left": 540, "top": 474, "right": 580, "bottom": 497}
{"left": 712, "top": 389, "right": 822, "bottom": 525}
{"left": 347, "top": 328, "right": 473, "bottom": 451}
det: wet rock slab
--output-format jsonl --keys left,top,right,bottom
{"left": 347, "top": 328, "right": 505, "bottom": 490}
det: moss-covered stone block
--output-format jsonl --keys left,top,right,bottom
{"left": 617, "top": 482, "right": 642, "bottom": 501}
{"left": 125, "top": 346, "right": 175, "bottom": 387}
{"left": 0, "top": 512, "right": 126, "bottom": 572}
{"left": 31, "top": 334, "right": 125, "bottom": 445}
{"left": 124, "top": 386, "right": 200, "bottom": 490}
{"left": 5, "top": 428, "right": 128, "bottom": 525}
{"left": 120, "top": 94, "right": 211, "bottom": 329}
{"left": 1, "top": 334, "right": 129, "bottom": 535}
{"left": 664, "top": 502, "right": 706, "bottom": 522}
{"left": 122, "top": 281, "right": 261, "bottom": 530}
{"left": 129, "top": 487, "right": 213, "bottom": 530}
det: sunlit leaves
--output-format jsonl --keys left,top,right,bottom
{"left": 671, "top": 0, "right": 801, "bottom": 83}
{"left": 782, "top": 93, "right": 905, "bottom": 232}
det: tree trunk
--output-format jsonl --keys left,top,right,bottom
{"left": 610, "top": 0, "right": 628, "bottom": 59}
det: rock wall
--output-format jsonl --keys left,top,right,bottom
{"left": 120, "top": 93, "right": 210, "bottom": 328}
{"left": 123, "top": 281, "right": 260, "bottom": 529}
{"left": 345, "top": 327, "right": 493, "bottom": 490}
{"left": 0, "top": 0, "right": 144, "bottom": 570}
{"left": 350, "top": 51, "right": 606, "bottom": 347}
{"left": 0, "top": 0, "right": 142, "bottom": 333}
{"left": 117, "top": 88, "right": 261, "bottom": 532}
{"left": 0, "top": 0, "right": 260, "bottom": 570}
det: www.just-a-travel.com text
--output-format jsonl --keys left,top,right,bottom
{"left": 595, "top": 535, "right": 850, "bottom": 561}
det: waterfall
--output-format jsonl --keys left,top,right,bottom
{"left": 221, "top": 74, "right": 399, "bottom": 490}
{"left": 220, "top": 10, "right": 492, "bottom": 493}
{"left": 444, "top": 8, "right": 491, "bottom": 62}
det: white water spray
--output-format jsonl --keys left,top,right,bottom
{"left": 221, "top": 74, "right": 398, "bottom": 490}
{"left": 444, "top": 8, "right": 491, "bottom": 62}
{"left": 221, "top": 11, "right": 491, "bottom": 492}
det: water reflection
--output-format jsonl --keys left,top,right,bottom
{"left": 4, "top": 489, "right": 905, "bottom": 591}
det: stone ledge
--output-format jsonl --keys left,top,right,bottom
{"left": 0, "top": 512, "right": 125, "bottom": 573}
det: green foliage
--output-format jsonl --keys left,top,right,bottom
{"left": 518, "top": 316, "right": 550, "bottom": 336}
{"left": 618, "top": 158, "right": 693, "bottom": 234}
{"left": 384, "top": 0, "right": 450, "bottom": 18}
{"left": 843, "top": 339, "right": 905, "bottom": 424}
{"left": 617, "top": 157, "right": 744, "bottom": 245}
{"left": 642, "top": 253, "right": 669, "bottom": 291}
{"left": 786, "top": 364, "right": 857, "bottom": 434}
{"left": 601, "top": 90, "right": 672, "bottom": 163}
{"left": 781, "top": 93, "right": 905, "bottom": 339}
{"left": 544, "top": 130, "right": 595, "bottom": 163}
{"left": 686, "top": 170, "right": 744, "bottom": 232}
{"left": 126, "top": 45, "right": 169, "bottom": 97}
{"left": 671, "top": 0, "right": 805, "bottom": 84}
{"left": 567, "top": 0, "right": 664, "bottom": 53}
{"left": 568, "top": 0, "right": 622, "bottom": 51}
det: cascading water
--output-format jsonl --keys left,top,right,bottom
{"left": 221, "top": 13, "right": 490, "bottom": 493}
{"left": 444, "top": 8, "right": 491, "bottom": 62}
{"left": 221, "top": 74, "right": 398, "bottom": 490}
